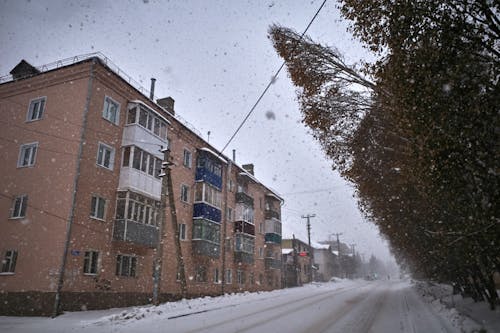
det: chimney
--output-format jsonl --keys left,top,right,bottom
{"left": 10, "top": 59, "right": 40, "bottom": 80}
{"left": 232, "top": 149, "right": 236, "bottom": 162}
{"left": 157, "top": 96, "right": 175, "bottom": 115}
{"left": 149, "top": 78, "right": 156, "bottom": 100}
{"left": 242, "top": 163, "right": 254, "bottom": 176}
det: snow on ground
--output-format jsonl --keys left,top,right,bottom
{"left": 414, "top": 280, "right": 500, "bottom": 333}
{"left": 0, "top": 279, "right": 498, "bottom": 333}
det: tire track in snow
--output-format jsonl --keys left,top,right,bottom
{"left": 180, "top": 284, "right": 371, "bottom": 333}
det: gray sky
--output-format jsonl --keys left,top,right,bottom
{"left": 0, "top": 0, "right": 393, "bottom": 261}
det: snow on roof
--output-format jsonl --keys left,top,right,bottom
{"left": 129, "top": 100, "right": 171, "bottom": 124}
{"left": 282, "top": 248, "right": 293, "bottom": 255}
{"left": 331, "top": 250, "right": 339, "bottom": 256}
{"left": 199, "top": 147, "right": 228, "bottom": 164}
{"left": 238, "top": 170, "right": 283, "bottom": 202}
{"left": 313, "top": 243, "right": 330, "bottom": 250}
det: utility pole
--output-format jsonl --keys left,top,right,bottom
{"left": 330, "top": 232, "right": 343, "bottom": 278}
{"left": 153, "top": 145, "right": 187, "bottom": 305}
{"left": 301, "top": 214, "right": 315, "bottom": 283}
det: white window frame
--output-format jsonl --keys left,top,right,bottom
{"left": 96, "top": 142, "right": 115, "bottom": 170}
{"left": 226, "top": 269, "right": 232, "bottom": 284}
{"left": 83, "top": 251, "right": 99, "bottom": 275}
{"left": 102, "top": 96, "right": 120, "bottom": 125}
{"left": 116, "top": 254, "right": 137, "bottom": 277}
{"left": 183, "top": 149, "right": 192, "bottom": 168}
{"left": 1, "top": 250, "right": 18, "bottom": 274}
{"left": 180, "top": 184, "right": 190, "bottom": 203}
{"left": 179, "top": 223, "right": 187, "bottom": 240}
{"left": 17, "top": 142, "right": 38, "bottom": 168}
{"left": 26, "top": 97, "right": 46, "bottom": 122}
{"left": 10, "top": 195, "right": 28, "bottom": 219}
{"left": 90, "top": 195, "right": 106, "bottom": 220}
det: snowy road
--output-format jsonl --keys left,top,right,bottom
{"left": 0, "top": 280, "right": 465, "bottom": 333}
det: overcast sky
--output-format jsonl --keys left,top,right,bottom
{"left": 0, "top": 0, "right": 394, "bottom": 262}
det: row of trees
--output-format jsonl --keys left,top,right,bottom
{"left": 270, "top": 1, "right": 499, "bottom": 308}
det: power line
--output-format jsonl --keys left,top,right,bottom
{"left": 220, "top": 0, "right": 328, "bottom": 153}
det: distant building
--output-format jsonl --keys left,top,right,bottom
{"left": 281, "top": 238, "right": 312, "bottom": 287}
{"left": 0, "top": 54, "right": 283, "bottom": 315}
{"left": 312, "top": 243, "right": 337, "bottom": 282}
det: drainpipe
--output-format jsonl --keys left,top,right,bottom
{"left": 221, "top": 161, "right": 231, "bottom": 294}
{"left": 53, "top": 58, "right": 96, "bottom": 317}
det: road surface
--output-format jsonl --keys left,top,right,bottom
{"left": 0, "top": 280, "right": 462, "bottom": 333}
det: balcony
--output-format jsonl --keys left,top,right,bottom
{"left": 234, "top": 252, "right": 254, "bottom": 264}
{"left": 265, "top": 258, "right": 282, "bottom": 270}
{"left": 264, "top": 209, "right": 280, "bottom": 221}
{"left": 235, "top": 192, "right": 254, "bottom": 207}
{"left": 193, "top": 203, "right": 221, "bottom": 222}
{"left": 118, "top": 167, "right": 161, "bottom": 200}
{"left": 265, "top": 233, "right": 282, "bottom": 244}
{"left": 234, "top": 221, "right": 255, "bottom": 236}
{"left": 113, "top": 219, "right": 158, "bottom": 248}
{"left": 192, "top": 239, "right": 220, "bottom": 258}
{"left": 122, "top": 123, "right": 167, "bottom": 156}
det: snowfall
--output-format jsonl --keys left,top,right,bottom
{"left": 1, "top": 279, "right": 499, "bottom": 333}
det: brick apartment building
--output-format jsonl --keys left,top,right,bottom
{"left": 0, "top": 54, "right": 283, "bottom": 315}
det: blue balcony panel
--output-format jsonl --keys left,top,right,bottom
{"left": 193, "top": 202, "right": 221, "bottom": 223}
{"left": 265, "top": 233, "right": 282, "bottom": 244}
{"left": 195, "top": 168, "right": 222, "bottom": 189}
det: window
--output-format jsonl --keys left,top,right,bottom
{"left": 125, "top": 146, "right": 160, "bottom": 178}
{"left": 83, "top": 251, "right": 99, "bottom": 275}
{"left": 102, "top": 96, "right": 120, "bottom": 124}
{"left": 97, "top": 142, "right": 115, "bottom": 170}
{"left": 195, "top": 265, "right": 207, "bottom": 282}
{"left": 227, "top": 179, "right": 234, "bottom": 192}
{"left": 237, "top": 270, "right": 245, "bottom": 285}
{"left": 259, "top": 222, "right": 264, "bottom": 233}
{"left": 27, "top": 97, "right": 46, "bottom": 121}
{"left": 179, "top": 223, "right": 187, "bottom": 240}
{"left": 90, "top": 196, "right": 106, "bottom": 220}
{"left": 180, "top": 184, "right": 190, "bottom": 203}
{"left": 226, "top": 269, "right": 232, "bottom": 284}
{"left": 213, "top": 267, "right": 220, "bottom": 283}
{"left": 259, "top": 247, "right": 263, "bottom": 258}
{"left": 1, "top": 250, "right": 18, "bottom": 273}
{"left": 250, "top": 272, "right": 254, "bottom": 285}
{"left": 116, "top": 255, "right": 137, "bottom": 277}
{"left": 11, "top": 195, "right": 27, "bottom": 219}
{"left": 226, "top": 207, "right": 233, "bottom": 221}
{"left": 183, "top": 149, "right": 192, "bottom": 168}
{"left": 18, "top": 142, "right": 38, "bottom": 167}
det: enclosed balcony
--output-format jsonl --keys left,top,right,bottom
{"left": 234, "top": 220, "right": 255, "bottom": 236}
{"left": 265, "top": 258, "right": 282, "bottom": 270}
{"left": 264, "top": 209, "right": 280, "bottom": 221}
{"left": 264, "top": 218, "right": 282, "bottom": 244}
{"left": 195, "top": 148, "right": 225, "bottom": 189}
{"left": 234, "top": 233, "right": 254, "bottom": 264}
{"left": 235, "top": 191, "right": 254, "bottom": 207}
{"left": 192, "top": 218, "right": 220, "bottom": 258}
{"left": 113, "top": 219, "right": 158, "bottom": 248}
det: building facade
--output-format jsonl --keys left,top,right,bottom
{"left": 0, "top": 55, "right": 283, "bottom": 315}
{"left": 281, "top": 238, "right": 312, "bottom": 287}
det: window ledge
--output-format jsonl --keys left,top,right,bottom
{"left": 0, "top": 272, "right": 15, "bottom": 276}
{"left": 8, "top": 216, "right": 26, "bottom": 220}
{"left": 83, "top": 273, "right": 98, "bottom": 276}
{"left": 90, "top": 216, "right": 106, "bottom": 222}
